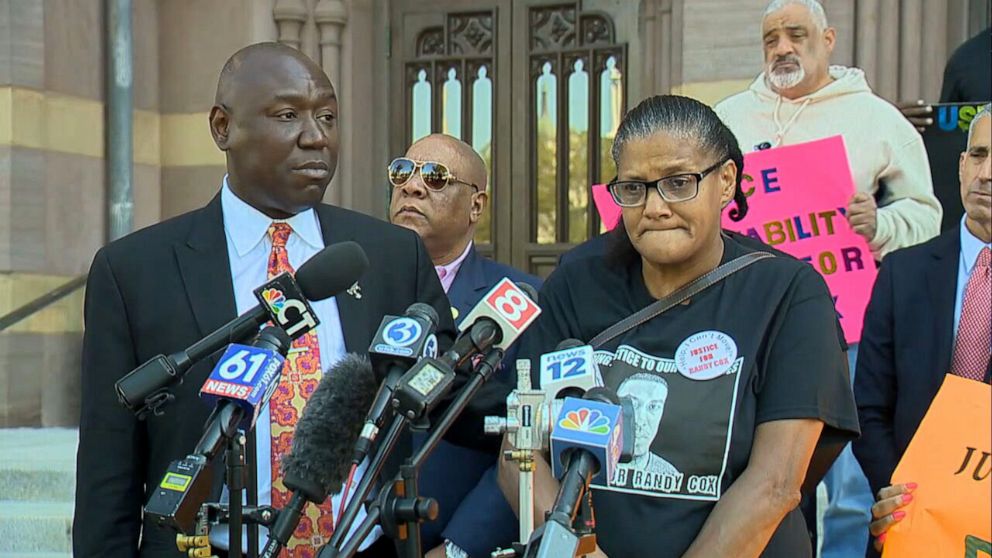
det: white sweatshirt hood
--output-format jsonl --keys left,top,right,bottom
{"left": 748, "top": 66, "right": 873, "bottom": 147}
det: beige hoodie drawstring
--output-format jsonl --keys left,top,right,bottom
{"left": 772, "top": 95, "right": 812, "bottom": 147}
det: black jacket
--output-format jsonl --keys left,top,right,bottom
{"left": 73, "top": 194, "right": 466, "bottom": 557}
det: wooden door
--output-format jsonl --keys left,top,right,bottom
{"left": 390, "top": 0, "right": 629, "bottom": 277}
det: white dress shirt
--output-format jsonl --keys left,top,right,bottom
{"left": 211, "top": 177, "right": 379, "bottom": 552}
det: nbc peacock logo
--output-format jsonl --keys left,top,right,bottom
{"left": 559, "top": 407, "right": 611, "bottom": 435}
{"left": 261, "top": 288, "right": 286, "bottom": 311}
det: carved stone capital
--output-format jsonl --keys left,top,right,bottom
{"left": 273, "top": 0, "right": 308, "bottom": 49}
{"left": 315, "top": 0, "right": 349, "bottom": 47}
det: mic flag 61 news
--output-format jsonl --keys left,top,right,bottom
{"left": 255, "top": 273, "right": 319, "bottom": 338}
{"left": 551, "top": 396, "right": 624, "bottom": 485}
{"left": 200, "top": 343, "right": 286, "bottom": 430}
{"left": 458, "top": 277, "right": 541, "bottom": 350}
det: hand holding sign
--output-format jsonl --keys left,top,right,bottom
{"left": 847, "top": 192, "right": 878, "bottom": 243}
{"left": 870, "top": 482, "right": 917, "bottom": 552}
{"left": 882, "top": 375, "right": 991, "bottom": 557}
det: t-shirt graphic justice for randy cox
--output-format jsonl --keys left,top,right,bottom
{"left": 595, "top": 330, "right": 743, "bottom": 500}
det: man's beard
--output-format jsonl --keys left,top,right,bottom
{"left": 767, "top": 57, "right": 806, "bottom": 91}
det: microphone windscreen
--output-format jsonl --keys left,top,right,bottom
{"left": 254, "top": 326, "right": 292, "bottom": 354}
{"left": 281, "top": 353, "right": 377, "bottom": 501}
{"left": 516, "top": 282, "right": 539, "bottom": 304}
{"left": 554, "top": 338, "right": 585, "bottom": 351}
{"left": 296, "top": 241, "right": 369, "bottom": 302}
{"left": 583, "top": 386, "right": 619, "bottom": 405}
{"left": 406, "top": 302, "right": 440, "bottom": 329}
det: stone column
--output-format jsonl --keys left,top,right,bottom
{"left": 315, "top": 0, "right": 348, "bottom": 206}
{"left": 274, "top": 0, "right": 308, "bottom": 51}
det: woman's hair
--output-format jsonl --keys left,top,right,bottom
{"left": 607, "top": 95, "right": 748, "bottom": 267}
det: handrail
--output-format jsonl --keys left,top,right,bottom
{"left": 0, "top": 275, "right": 87, "bottom": 333}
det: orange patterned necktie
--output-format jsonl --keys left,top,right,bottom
{"left": 267, "top": 223, "right": 335, "bottom": 557}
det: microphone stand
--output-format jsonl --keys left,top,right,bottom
{"left": 330, "top": 348, "right": 505, "bottom": 558}
{"left": 228, "top": 432, "right": 245, "bottom": 558}
{"left": 325, "top": 413, "right": 408, "bottom": 551}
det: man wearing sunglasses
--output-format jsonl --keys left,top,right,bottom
{"left": 389, "top": 134, "right": 542, "bottom": 558}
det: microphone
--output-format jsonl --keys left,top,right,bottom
{"left": 390, "top": 285, "right": 537, "bottom": 423}
{"left": 549, "top": 387, "right": 625, "bottom": 486}
{"left": 539, "top": 339, "right": 604, "bottom": 399}
{"left": 262, "top": 353, "right": 379, "bottom": 558}
{"left": 116, "top": 241, "right": 369, "bottom": 418}
{"left": 523, "top": 388, "right": 627, "bottom": 558}
{"left": 144, "top": 327, "right": 293, "bottom": 534}
{"left": 354, "top": 304, "right": 440, "bottom": 462}
{"left": 199, "top": 326, "right": 291, "bottom": 430}
{"left": 443, "top": 278, "right": 541, "bottom": 372}
{"left": 455, "top": 278, "right": 541, "bottom": 352}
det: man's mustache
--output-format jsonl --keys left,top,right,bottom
{"left": 771, "top": 55, "right": 801, "bottom": 68}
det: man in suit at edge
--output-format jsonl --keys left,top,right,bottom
{"left": 388, "top": 133, "right": 542, "bottom": 558}
{"left": 854, "top": 103, "right": 991, "bottom": 557}
{"left": 72, "top": 43, "right": 487, "bottom": 557}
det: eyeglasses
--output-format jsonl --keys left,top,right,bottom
{"left": 387, "top": 157, "right": 480, "bottom": 192}
{"left": 607, "top": 161, "right": 726, "bottom": 207}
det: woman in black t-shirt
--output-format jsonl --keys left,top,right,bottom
{"left": 504, "top": 95, "right": 860, "bottom": 557}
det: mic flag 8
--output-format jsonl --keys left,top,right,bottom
{"left": 457, "top": 277, "right": 541, "bottom": 350}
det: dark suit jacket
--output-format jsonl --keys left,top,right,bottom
{"left": 416, "top": 246, "right": 542, "bottom": 557}
{"left": 852, "top": 228, "right": 984, "bottom": 498}
{"left": 74, "top": 194, "right": 463, "bottom": 558}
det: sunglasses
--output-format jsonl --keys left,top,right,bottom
{"left": 387, "top": 157, "right": 480, "bottom": 192}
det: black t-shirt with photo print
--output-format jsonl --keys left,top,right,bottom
{"left": 518, "top": 233, "right": 860, "bottom": 558}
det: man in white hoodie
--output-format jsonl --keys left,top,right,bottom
{"left": 715, "top": 0, "right": 941, "bottom": 261}
{"left": 715, "top": 1, "right": 941, "bottom": 557}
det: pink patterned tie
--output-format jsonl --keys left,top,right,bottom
{"left": 267, "top": 223, "right": 334, "bottom": 557}
{"left": 950, "top": 246, "right": 991, "bottom": 382}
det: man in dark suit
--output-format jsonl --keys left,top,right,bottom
{"left": 389, "top": 134, "right": 542, "bottom": 558}
{"left": 73, "top": 43, "right": 475, "bottom": 558}
{"left": 854, "top": 103, "right": 991, "bottom": 556}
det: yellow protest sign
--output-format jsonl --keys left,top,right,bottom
{"left": 883, "top": 374, "right": 991, "bottom": 558}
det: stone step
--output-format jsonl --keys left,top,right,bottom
{"left": 0, "top": 428, "right": 77, "bottom": 503}
{"left": 0, "top": 501, "right": 73, "bottom": 553}
{"left": 0, "top": 554, "right": 73, "bottom": 558}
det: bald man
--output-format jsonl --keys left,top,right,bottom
{"left": 75, "top": 43, "right": 463, "bottom": 558}
{"left": 389, "top": 134, "right": 541, "bottom": 558}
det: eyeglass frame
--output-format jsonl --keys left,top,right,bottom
{"left": 606, "top": 160, "right": 728, "bottom": 207}
{"left": 387, "top": 157, "right": 481, "bottom": 193}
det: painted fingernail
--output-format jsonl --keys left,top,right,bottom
{"left": 893, "top": 511, "right": 907, "bottom": 521}
{"left": 906, "top": 482, "right": 918, "bottom": 490}
{"left": 902, "top": 493, "right": 913, "bottom": 504}
{"left": 925, "top": 118, "right": 933, "bottom": 124}
{"left": 878, "top": 533, "right": 888, "bottom": 544}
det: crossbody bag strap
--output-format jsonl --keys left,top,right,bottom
{"left": 589, "top": 251, "right": 774, "bottom": 349}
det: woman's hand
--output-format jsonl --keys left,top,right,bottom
{"left": 869, "top": 482, "right": 917, "bottom": 551}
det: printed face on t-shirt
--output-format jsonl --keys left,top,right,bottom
{"left": 618, "top": 374, "right": 669, "bottom": 457}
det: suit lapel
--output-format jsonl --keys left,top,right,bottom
{"left": 447, "top": 246, "right": 488, "bottom": 323}
{"left": 175, "top": 195, "right": 238, "bottom": 338}
{"left": 926, "top": 229, "right": 961, "bottom": 378}
{"left": 315, "top": 204, "right": 371, "bottom": 352}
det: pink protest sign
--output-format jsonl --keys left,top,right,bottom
{"left": 722, "top": 135, "right": 877, "bottom": 342}
{"left": 592, "top": 184, "right": 622, "bottom": 229}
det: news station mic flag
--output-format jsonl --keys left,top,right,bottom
{"left": 145, "top": 326, "right": 293, "bottom": 534}
{"left": 115, "top": 241, "right": 369, "bottom": 417}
